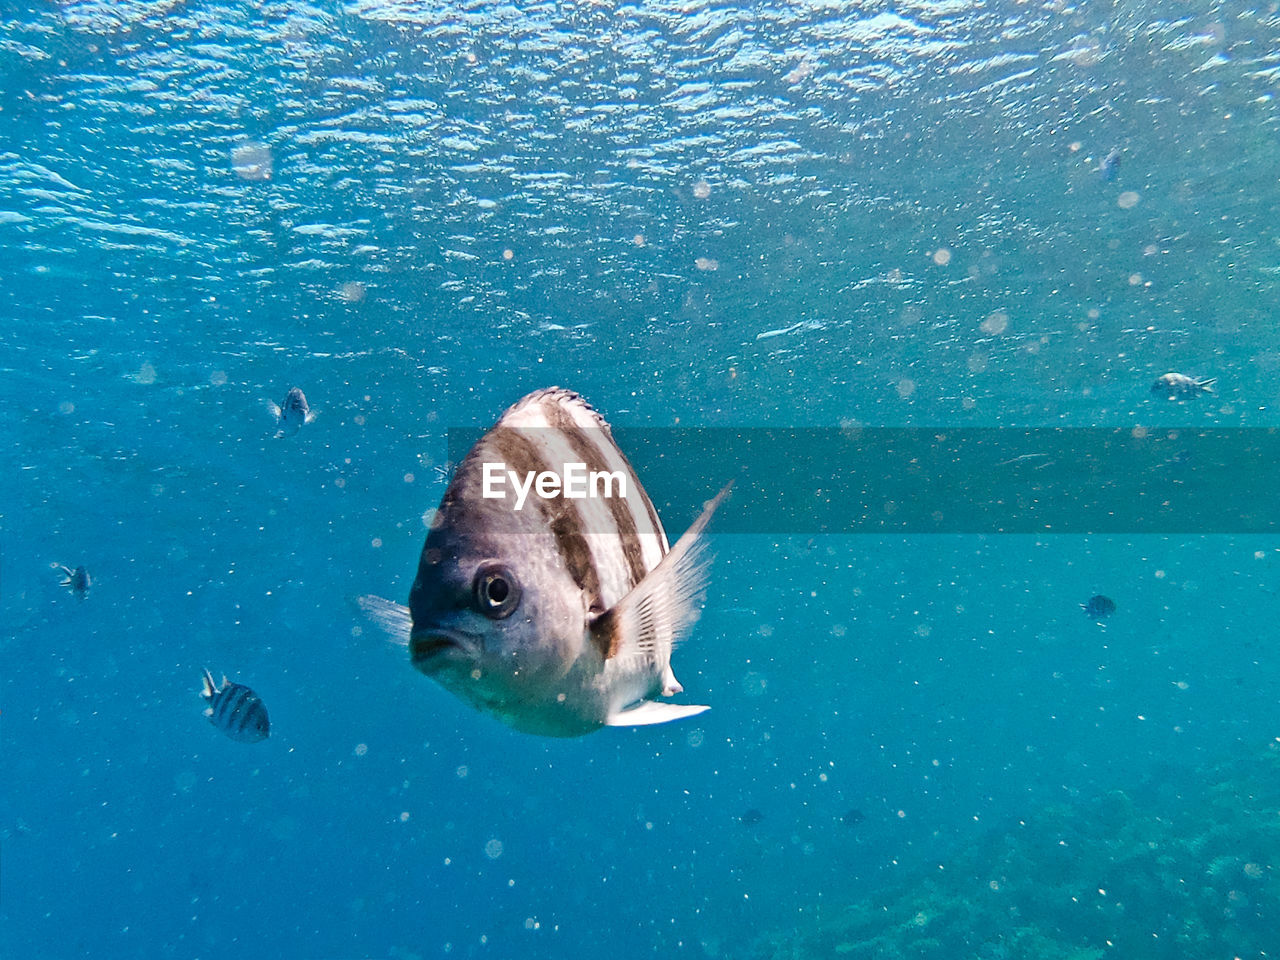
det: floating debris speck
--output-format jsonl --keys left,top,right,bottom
{"left": 231, "top": 142, "right": 273, "bottom": 181}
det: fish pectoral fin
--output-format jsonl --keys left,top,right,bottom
{"left": 604, "top": 701, "right": 710, "bottom": 727}
{"left": 355, "top": 594, "right": 412, "bottom": 647}
{"left": 591, "top": 482, "right": 732, "bottom": 660}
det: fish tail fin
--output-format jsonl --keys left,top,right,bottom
{"left": 355, "top": 594, "right": 412, "bottom": 647}
{"left": 201, "top": 668, "right": 217, "bottom": 700}
{"left": 1200, "top": 378, "right": 1217, "bottom": 392}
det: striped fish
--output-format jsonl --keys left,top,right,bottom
{"left": 267, "top": 386, "right": 317, "bottom": 437}
{"left": 359, "top": 387, "right": 729, "bottom": 737}
{"left": 200, "top": 669, "right": 270, "bottom": 743}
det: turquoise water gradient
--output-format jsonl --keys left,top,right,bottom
{"left": 5, "top": 1, "right": 1280, "bottom": 957}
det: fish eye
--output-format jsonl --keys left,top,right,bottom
{"left": 473, "top": 562, "right": 521, "bottom": 619}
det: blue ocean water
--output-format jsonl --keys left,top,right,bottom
{"left": 5, "top": 1, "right": 1280, "bottom": 957}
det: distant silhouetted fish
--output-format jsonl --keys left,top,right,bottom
{"left": 201, "top": 669, "right": 270, "bottom": 743}
{"left": 1151, "top": 373, "right": 1215, "bottom": 399}
{"left": 841, "top": 808, "right": 865, "bottom": 827}
{"left": 268, "top": 386, "right": 317, "bottom": 437}
{"left": 1099, "top": 148, "right": 1122, "bottom": 181}
{"left": 57, "top": 565, "right": 90, "bottom": 598}
{"left": 738, "top": 808, "right": 764, "bottom": 826}
{"left": 1082, "top": 595, "right": 1117, "bottom": 621}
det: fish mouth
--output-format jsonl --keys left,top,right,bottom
{"left": 409, "top": 630, "right": 471, "bottom": 672}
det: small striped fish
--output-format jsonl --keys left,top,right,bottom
{"left": 267, "top": 386, "right": 317, "bottom": 437}
{"left": 200, "top": 669, "right": 270, "bottom": 743}
{"left": 360, "top": 387, "right": 730, "bottom": 737}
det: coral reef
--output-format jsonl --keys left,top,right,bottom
{"left": 754, "top": 745, "right": 1280, "bottom": 959}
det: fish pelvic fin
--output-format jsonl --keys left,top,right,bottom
{"left": 605, "top": 701, "right": 710, "bottom": 727}
{"left": 591, "top": 482, "right": 732, "bottom": 662}
{"left": 355, "top": 594, "right": 412, "bottom": 647}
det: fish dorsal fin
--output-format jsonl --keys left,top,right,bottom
{"left": 590, "top": 483, "right": 732, "bottom": 660}
{"left": 201, "top": 668, "right": 217, "bottom": 699}
{"left": 604, "top": 700, "right": 710, "bottom": 727}
{"left": 499, "top": 386, "right": 612, "bottom": 432}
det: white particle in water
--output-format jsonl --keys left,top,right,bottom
{"left": 231, "top": 142, "right": 273, "bottom": 181}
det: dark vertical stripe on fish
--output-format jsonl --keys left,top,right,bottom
{"left": 540, "top": 402, "right": 651, "bottom": 589}
{"left": 491, "top": 427, "right": 603, "bottom": 608}
{"left": 231, "top": 694, "right": 252, "bottom": 732}
{"left": 213, "top": 686, "right": 234, "bottom": 724}
{"left": 218, "top": 687, "right": 248, "bottom": 726}
{"left": 590, "top": 605, "right": 622, "bottom": 659}
{"left": 233, "top": 696, "right": 263, "bottom": 735}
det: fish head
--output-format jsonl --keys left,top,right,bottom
{"left": 283, "top": 387, "right": 309, "bottom": 417}
{"left": 407, "top": 461, "right": 590, "bottom": 717}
